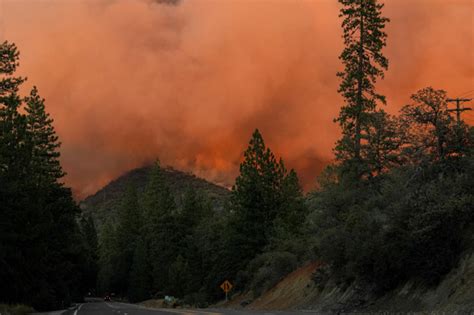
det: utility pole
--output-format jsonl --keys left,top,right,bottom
{"left": 446, "top": 98, "right": 472, "bottom": 128}
{"left": 447, "top": 97, "right": 472, "bottom": 152}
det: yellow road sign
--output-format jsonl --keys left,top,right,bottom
{"left": 220, "top": 280, "right": 233, "bottom": 293}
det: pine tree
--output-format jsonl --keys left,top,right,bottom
{"left": 336, "top": 0, "right": 390, "bottom": 177}
{"left": 0, "top": 42, "right": 28, "bottom": 178}
{"left": 98, "top": 220, "right": 118, "bottom": 294}
{"left": 180, "top": 187, "right": 212, "bottom": 230}
{"left": 228, "top": 129, "right": 287, "bottom": 272}
{"left": 25, "top": 86, "right": 64, "bottom": 184}
{"left": 275, "top": 169, "right": 307, "bottom": 235}
{"left": 143, "top": 160, "right": 176, "bottom": 214}
{"left": 114, "top": 185, "right": 141, "bottom": 295}
{"left": 41, "top": 185, "right": 86, "bottom": 308}
{"left": 81, "top": 216, "right": 99, "bottom": 294}
{"left": 0, "top": 41, "right": 24, "bottom": 96}
{"left": 128, "top": 236, "right": 151, "bottom": 302}
{"left": 168, "top": 255, "right": 191, "bottom": 297}
{"left": 23, "top": 84, "right": 84, "bottom": 309}
{"left": 175, "top": 188, "right": 213, "bottom": 296}
{"left": 143, "top": 161, "right": 179, "bottom": 294}
{"left": 363, "top": 110, "right": 403, "bottom": 175}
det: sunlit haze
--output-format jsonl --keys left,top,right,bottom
{"left": 2, "top": 0, "right": 472, "bottom": 198}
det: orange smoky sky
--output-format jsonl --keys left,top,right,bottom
{"left": 1, "top": 0, "right": 473, "bottom": 199}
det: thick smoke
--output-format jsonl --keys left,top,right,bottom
{"left": 2, "top": 0, "right": 472, "bottom": 198}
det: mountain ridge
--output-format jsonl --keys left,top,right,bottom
{"left": 79, "top": 164, "right": 231, "bottom": 231}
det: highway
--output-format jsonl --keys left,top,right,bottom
{"left": 64, "top": 301, "right": 322, "bottom": 315}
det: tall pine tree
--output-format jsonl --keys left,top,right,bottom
{"left": 335, "top": 0, "right": 390, "bottom": 178}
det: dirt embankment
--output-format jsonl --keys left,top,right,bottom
{"left": 228, "top": 253, "right": 474, "bottom": 313}
{"left": 249, "top": 262, "right": 321, "bottom": 310}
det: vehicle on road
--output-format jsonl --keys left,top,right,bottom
{"left": 104, "top": 295, "right": 111, "bottom": 301}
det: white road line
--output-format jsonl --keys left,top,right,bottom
{"left": 73, "top": 303, "right": 83, "bottom": 315}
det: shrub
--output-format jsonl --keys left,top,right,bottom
{"left": 311, "top": 264, "right": 331, "bottom": 290}
{"left": 0, "top": 304, "right": 35, "bottom": 315}
{"left": 183, "top": 292, "right": 209, "bottom": 308}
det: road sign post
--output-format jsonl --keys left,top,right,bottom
{"left": 220, "top": 280, "right": 233, "bottom": 301}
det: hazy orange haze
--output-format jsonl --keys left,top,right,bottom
{"left": 1, "top": 0, "right": 473, "bottom": 198}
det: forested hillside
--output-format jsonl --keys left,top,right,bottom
{"left": 94, "top": 132, "right": 309, "bottom": 304}
{"left": 80, "top": 165, "right": 230, "bottom": 231}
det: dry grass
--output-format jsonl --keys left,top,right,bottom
{"left": 138, "top": 299, "right": 165, "bottom": 308}
{"left": 249, "top": 262, "right": 321, "bottom": 310}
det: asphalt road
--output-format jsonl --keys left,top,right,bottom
{"left": 64, "top": 301, "right": 322, "bottom": 315}
{"left": 66, "top": 302, "right": 191, "bottom": 315}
